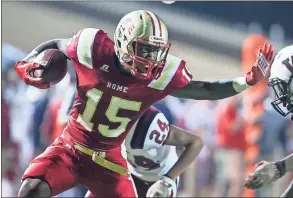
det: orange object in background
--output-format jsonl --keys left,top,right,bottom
{"left": 242, "top": 34, "right": 268, "bottom": 198}
{"left": 242, "top": 34, "right": 268, "bottom": 73}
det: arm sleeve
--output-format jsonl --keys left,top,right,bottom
{"left": 66, "top": 28, "right": 104, "bottom": 69}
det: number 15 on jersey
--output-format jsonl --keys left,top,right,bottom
{"left": 77, "top": 88, "right": 142, "bottom": 138}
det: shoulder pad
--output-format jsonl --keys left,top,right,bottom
{"left": 148, "top": 54, "right": 192, "bottom": 91}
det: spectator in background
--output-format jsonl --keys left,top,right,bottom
{"left": 41, "top": 72, "right": 76, "bottom": 146}
{"left": 37, "top": 62, "right": 75, "bottom": 150}
{"left": 178, "top": 100, "right": 217, "bottom": 197}
{"left": 214, "top": 95, "right": 246, "bottom": 197}
{"left": 253, "top": 91, "right": 291, "bottom": 197}
{"left": 2, "top": 97, "right": 11, "bottom": 146}
{"left": 2, "top": 97, "right": 20, "bottom": 197}
{"left": 56, "top": 72, "right": 76, "bottom": 130}
{"left": 258, "top": 91, "right": 290, "bottom": 158}
{"left": 153, "top": 96, "right": 188, "bottom": 125}
{"left": 2, "top": 45, "right": 35, "bottom": 171}
{"left": 2, "top": 43, "right": 28, "bottom": 106}
{"left": 41, "top": 99, "right": 63, "bottom": 145}
{"left": 27, "top": 86, "right": 51, "bottom": 155}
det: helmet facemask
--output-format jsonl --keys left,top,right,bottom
{"left": 269, "top": 76, "right": 293, "bottom": 117}
{"left": 114, "top": 10, "right": 171, "bottom": 80}
{"left": 121, "top": 36, "right": 171, "bottom": 80}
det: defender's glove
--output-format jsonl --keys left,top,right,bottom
{"left": 15, "top": 51, "right": 50, "bottom": 89}
{"left": 146, "top": 176, "right": 175, "bottom": 197}
{"left": 245, "top": 42, "right": 274, "bottom": 86}
{"left": 244, "top": 160, "right": 280, "bottom": 190}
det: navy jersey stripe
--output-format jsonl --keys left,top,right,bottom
{"left": 130, "top": 107, "right": 160, "bottom": 149}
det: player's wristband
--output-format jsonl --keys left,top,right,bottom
{"left": 232, "top": 76, "right": 250, "bottom": 93}
{"left": 161, "top": 175, "right": 174, "bottom": 188}
{"left": 274, "top": 160, "right": 286, "bottom": 178}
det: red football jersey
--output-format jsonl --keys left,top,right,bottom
{"left": 65, "top": 28, "right": 192, "bottom": 150}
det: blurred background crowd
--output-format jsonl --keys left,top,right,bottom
{"left": 2, "top": 1, "right": 293, "bottom": 197}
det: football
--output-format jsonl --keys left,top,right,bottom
{"left": 34, "top": 49, "right": 68, "bottom": 86}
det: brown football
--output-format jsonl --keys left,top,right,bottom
{"left": 35, "top": 49, "right": 68, "bottom": 86}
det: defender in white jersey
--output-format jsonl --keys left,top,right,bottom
{"left": 244, "top": 45, "right": 293, "bottom": 197}
{"left": 125, "top": 106, "right": 203, "bottom": 197}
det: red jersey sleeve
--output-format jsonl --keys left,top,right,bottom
{"left": 66, "top": 28, "right": 108, "bottom": 70}
{"left": 147, "top": 54, "right": 193, "bottom": 93}
{"left": 170, "top": 59, "right": 193, "bottom": 89}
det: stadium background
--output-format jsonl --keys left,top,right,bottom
{"left": 2, "top": 1, "right": 293, "bottom": 197}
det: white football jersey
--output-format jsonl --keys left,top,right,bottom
{"left": 125, "top": 107, "right": 178, "bottom": 182}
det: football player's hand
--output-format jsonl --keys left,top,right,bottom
{"left": 246, "top": 42, "right": 274, "bottom": 86}
{"left": 15, "top": 51, "right": 49, "bottom": 89}
{"left": 244, "top": 160, "right": 279, "bottom": 190}
{"left": 146, "top": 176, "right": 175, "bottom": 197}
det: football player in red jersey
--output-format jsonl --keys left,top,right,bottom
{"left": 15, "top": 10, "right": 273, "bottom": 198}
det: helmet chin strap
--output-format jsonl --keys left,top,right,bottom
{"left": 116, "top": 56, "right": 132, "bottom": 75}
{"left": 120, "top": 58, "right": 149, "bottom": 79}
